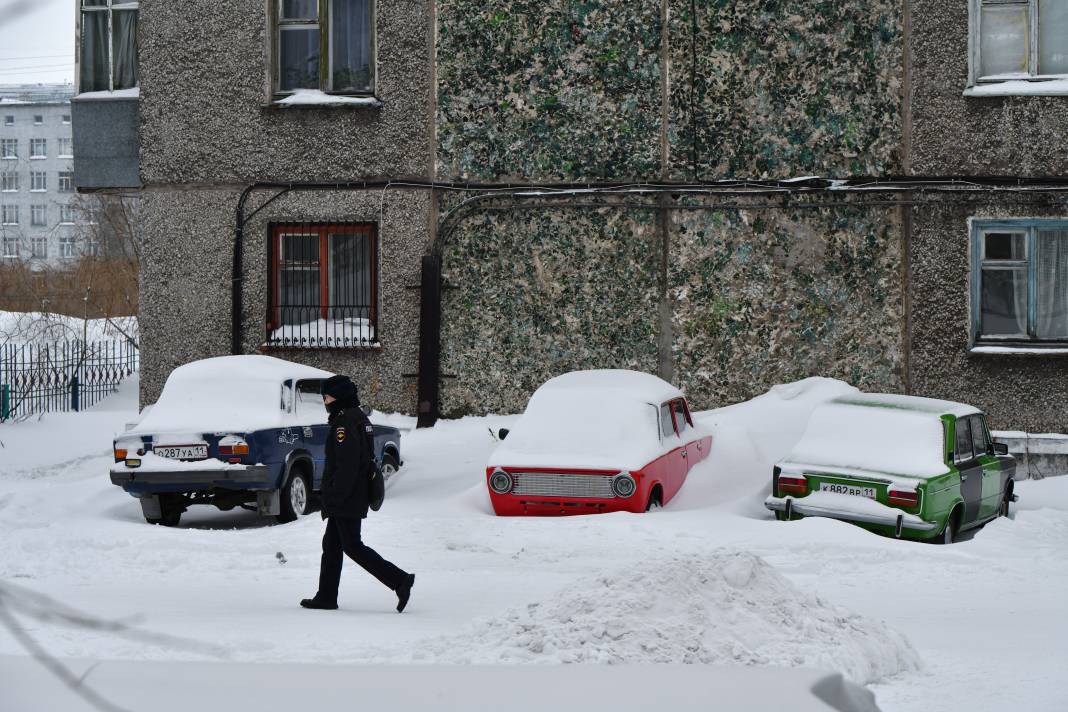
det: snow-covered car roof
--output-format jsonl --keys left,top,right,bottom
{"left": 778, "top": 394, "right": 968, "bottom": 479}
{"left": 487, "top": 369, "right": 693, "bottom": 472}
{"left": 129, "top": 355, "right": 334, "bottom": 435}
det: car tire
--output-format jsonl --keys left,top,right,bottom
{"left": 381, "top": 453, "right": 399, "bottom": 482}
{"left": 936, "top": 515, "right": 956, "bottom": 545}
{"left": 278, "top": 469, "right": 311, "bottom": 523}
{"left": 645, "top": 487, "right": 662, "bottom": 512}
{"left": 146, "top": 496, "right": 182, "bottom": 527}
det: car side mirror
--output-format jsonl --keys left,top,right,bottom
{"left": 498, "top": 428, "right": 509, "bottom": 440}
{"left": 360, "top": 404, "right": 372, "bottom": 417}
{"left": 993, "top": 442, "right": 1008, "bottom": 456}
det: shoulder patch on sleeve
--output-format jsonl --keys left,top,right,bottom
{"left": 335, "top": 427, "right": 346, "bottom": 443}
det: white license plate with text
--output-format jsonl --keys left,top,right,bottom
{"left": 819, "top": 482, "right": 876, "bottom": 499}
{"left": 154, "top": 444, "right": 208, "bottom": 460}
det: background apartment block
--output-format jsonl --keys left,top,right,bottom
{"left": 0, "top": 83, "right": 90, "bottom": 269}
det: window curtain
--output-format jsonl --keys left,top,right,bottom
{"left": 331, "top": 0, "right": 372, "bottom": 92}
{"left": 1039, "top": 0, "right": 1068, "bottom": 75}
{"left": 1036, "top": 230, "right": 1068, "bottom": 339}
{"left": 80, "top": 11, "right": 109, "bottom": 92}
{"left": 112, "top": 10, "right": 139, "bottom": 89}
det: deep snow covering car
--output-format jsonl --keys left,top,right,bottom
{"left": 486, "top": 370, "right": 711, "bottom": 515}
{"left": 110, "top": 355, "right": 402, "bottom": 526}
{"left": 764, "top": 394, "right": 1017, "bottom": 543}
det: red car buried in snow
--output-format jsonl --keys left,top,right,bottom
{"left": 486, "top": 370, "right": 711, "bottom": 516}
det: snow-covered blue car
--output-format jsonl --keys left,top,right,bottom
{"left": 109, "top": 355, "right": 402, "bottom": 526}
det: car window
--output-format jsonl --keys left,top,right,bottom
{"left": 660, "top": 403, "right": 676, "bottom": 438}
{"left": 970, "top": 415, "right": 989, "bottom": 457}
{"left": 295, "top": 380, "right": 327, "bottom": 420}
{"left": 673, "top": 400, "right": 689, "bottom": 434}
{"left": 955, "top": 417, "right": 973, "bottom": 462}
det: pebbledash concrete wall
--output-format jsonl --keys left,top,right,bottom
{"left": 435, "top": 0, "right": 905, "bottom": 415}
{"left": 137, "top": 0, "right": 434, "bottom": 410}
{"left": 905, "top": 1, "right": 1068, "bottom": 433}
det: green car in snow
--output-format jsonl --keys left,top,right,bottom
{"left": 764, "top": 394, "right": 1017, "bottom": 544}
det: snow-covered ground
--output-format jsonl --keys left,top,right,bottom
{"left": 0, "top": 310, "right": 137, "bottom": 344}
{"left": 1, "top": 376, "right": 1066, "bottom": 711}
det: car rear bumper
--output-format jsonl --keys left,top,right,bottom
{"left": 764, "top": 495, "right": 940, "bottom": 532}
{"left": 110, "top": 465, "right": 272, "bottom": 490}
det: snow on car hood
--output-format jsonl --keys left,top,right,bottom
{"left": 780, "top": 398, "right": 950, "bottom": 479}
{"left": 487, "top": 370, "right": 699, "bottom": 472}
{"left": 130, "top": 355, "right": 333, "bottom": 435}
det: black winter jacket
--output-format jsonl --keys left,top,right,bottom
{"left": 320, "top": 398, "right": 376, "bottom": 519}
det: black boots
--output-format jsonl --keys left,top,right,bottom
{"left": 396, "top": 574, "right": 416, "bottom": 613}
{"left": 300, "top": 597, "right": 338, "bottom": 610}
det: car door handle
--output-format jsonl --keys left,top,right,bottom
{"left": 681, "top": 450, "right": 687, "bottom": 458}
{"left": 960, "top": 474, "right": 968, "bottom": 482}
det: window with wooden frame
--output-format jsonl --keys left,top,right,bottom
{"left": 272, "top": 0, "right": 375, "bottom": 98}
{"left": 267, "top": 223, "right": 378, "bottom": 348}
{"left": 972, "top": 219, "right": 1068, "bottom": 348}
{"left": 970, "top": 0, "right": 1068, "bottom": 85}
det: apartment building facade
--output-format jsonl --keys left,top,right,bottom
{"left": 73, "top": 1, "right": 1068, "bottom": 432}
{"left": 0, "top": 84, "right": 89, "bottom": 268}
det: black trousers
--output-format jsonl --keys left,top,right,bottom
{"left": 316, "top": 516, "right": 408, "bottom": 603}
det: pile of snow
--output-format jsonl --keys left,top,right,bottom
{"left": 392, "top": 551, "right": 919, "bottom": 685}
{"left": 681, "top": 378, "right": 860, "bottom": 512}
{"left": 782, "top": 397, "right": 950, "bottom": 479}
{"left": 0, "top": 311, "right": 138, "bottom": 344}
{"left": 132, "top": 356, "right": 332, "bottom": 434}
{"left": 488, "top": 370, "right": 689, "bottom": 471}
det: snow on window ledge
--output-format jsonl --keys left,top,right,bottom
{"left": 963, "top": 78, "right": 1068, "bottom": 98}
{"left": 73, "top": 87, "right": 140, "bottom": 101}
{"left": 269, "top": 90, "right": 382, "bottom": 108}
{"left": 969, "top": 344, "right": 1068, "bottom": 356}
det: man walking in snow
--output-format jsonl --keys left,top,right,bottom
{"left": 301, "top": 374, "right": 415, "bottom": 612}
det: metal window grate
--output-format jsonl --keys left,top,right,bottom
{"left": 510, "top": 472, "right": 617, "bottom": 499}
{"left": 266, "top": 222, "right": 378, "bottom": 349}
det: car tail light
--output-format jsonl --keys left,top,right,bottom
{"left": 778, "top": 475, "right": 808, "bottom": 496}
{"left": 888, "top": 489, "right": 919, "bottom": 508}
{"left": 218, "top": 437, "right": 249, "bottom": 457}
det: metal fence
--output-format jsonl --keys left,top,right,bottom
{"left": 0, "top": 340, "right": 139, "bottom": 421}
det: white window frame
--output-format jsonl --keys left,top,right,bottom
{"left": 33, "top": 114, "right": 43, "bottom": 125}
{"left": 59, "top": 205, "right": 76, "bottom": 224}
{"left": 968, "top": 0, "right": 1068, "bottom": 88}
{"left": 62, "top": 114, "right": 72, "bottom": 124}
{"left": 0, "top": 172, "right": 17, "bottom": 192}
{"left": 57, "top": 138, "right": 73, "bottom": 158}
{"left": 79, "top": 0, "right": 140, "bottom": 93}
{"left": 3, "top": 115, "right": 13, "bottom": 126}
{"left": 1, "top": 139, "right": 16, "bottom": 160}
{"left": 59, "top": 236, "right": 77, "bottom": 259}
{"left": 1, "top": 205, "right": 18, "bottom": 225}
{"left": 58, "top": 171, "right": 74, "bottom": 193}
{"left": 30, "top": 172, "right": 47, "bottom": 192}
{"left": 29, "top": 138, "right": 47, "bottom": 159}
{"left": 2, "top": 236, "right": 19, "bottom": 258}
{"left": 272, "top": 0, "right": 377, "bottom": 99}
{"left": 31, "top": 236, "right": 48, "bottom": 258}
{"left": 30, "top": 204, "right": 46, "bottom": 227}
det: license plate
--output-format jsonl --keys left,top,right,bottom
{"left": 153, "top": 444, "right": 208, "bottom": 460}
{"left": 819, "top": 482, "right": 876, "bottom": 499}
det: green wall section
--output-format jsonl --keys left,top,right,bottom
{"left": 435, "top": 1, "right": 906, "bottom": 414}
{"left": 440, "top": 206, "right": 662, "bottom": 416}
{"left": 670, "top": 202, "right": 903, "bottom": 408}
{"left": 436, "top": 0, "right": 663, "bottom": 181}
{"left": 668, "top": 0, "right": 902, "bottom": 179}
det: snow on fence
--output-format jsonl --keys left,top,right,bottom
{"left": 0, "top": 340, "right": 138, "bottom": 421}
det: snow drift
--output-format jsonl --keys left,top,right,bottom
{"left": 393, "top": 551, "right": 920, "bottom": 685}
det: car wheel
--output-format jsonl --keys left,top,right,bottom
{"left": 146, "top": 496, "right": 182, "bottom": 527}
{"left": 645, "top": 486, "right": 663, "bottom": 512}
{"left": 381, "top": 453, "right": 399, "bottom": 482}
{"left": 936, "top": 516, "right": 956, "bottom": 545}
{"left": 278, "top": 470, "right": 311, "bottom": 523}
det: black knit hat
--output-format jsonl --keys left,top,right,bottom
{"left": 321, "top": 374, "right": 358, "bottom": 404}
